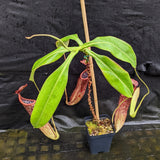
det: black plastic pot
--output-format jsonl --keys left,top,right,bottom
{"left": 84, "top": 114, "right": 115, "bottom": 154}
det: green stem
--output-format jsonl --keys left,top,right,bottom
{"left": 26, "top": 34, "right": 71, "bottom": 51}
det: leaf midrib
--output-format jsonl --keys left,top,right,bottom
{"left": 83, "top": 41, "right": 135, "bottom": 67}
{"left": 35, "top": 64, "right": 68, "bottom": 127}
{"left": 34, "top": 51, "right": 77, "bottom": 127}
{"left": 89, "top": 51, "right": 132, "bottom": 96}
{"left": 32, "top": 48, "right": 67, "bottom": 71}
{"left": 30, "top": 47, "right": 68, "bottom": 82}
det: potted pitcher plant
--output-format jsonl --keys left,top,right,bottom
{"left": 15, "top": 0, "right": 149, "bottom": 154}
{"left": 15, "top": 33, "right": 149, "bottom": 154}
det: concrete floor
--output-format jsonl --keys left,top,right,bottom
{"left": 0, "top": 123, "right": 160, "bottom": 160}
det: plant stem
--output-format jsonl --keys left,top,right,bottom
{"left": 87, "top": 65, "right": 97, "bottom": 120}
{"left": 80, "top": 0, "right": 99, "bottom": 120}
{"left": 26, "top": 34, "right": 71, "bottom": 51}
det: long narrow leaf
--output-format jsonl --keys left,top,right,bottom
{"left": 29, "top": 46, "right": 68, "bottom": 82}
{"left": 82, "top": 36, "right": 136, "bottom": 68}
{"left": 30, "top": 50, "right": 78, "bottom": 128}
{"left": 86, "top": 49, "right": 134, "bottom": 97}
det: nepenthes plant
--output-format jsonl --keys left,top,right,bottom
{"left": 16, "top": 33, "right": 149, "bottom": 139}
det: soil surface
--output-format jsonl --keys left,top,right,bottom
{"left": 85, "top": 118, "right": 114, "bottom": 136}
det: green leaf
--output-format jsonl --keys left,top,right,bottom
{"left": 86, "top": 49, "right": 134, "bottom": 97}
{"left": 56, "top": 34, "right": 83, "bottom": 47}
{"left": 30, "top": 50, "right": 78, "bottom": 128}
{"left": 82, "top": 36, "right": 137, "bottom": 68}
{"left": 29, "top": 46, "right": 68, "bottom": 83}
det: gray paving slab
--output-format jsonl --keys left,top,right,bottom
{"left": 0, "top": 124, "right": 160, "bottom": 160}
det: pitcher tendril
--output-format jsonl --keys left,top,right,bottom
{"left": 129, "top": 68, "right": 150, "bottom": 118}
{"left": 33, "top": 81, "right": 40, "bottom": 93}
{"left": 26, "top": 34, "right": 71, "bottom": 51}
